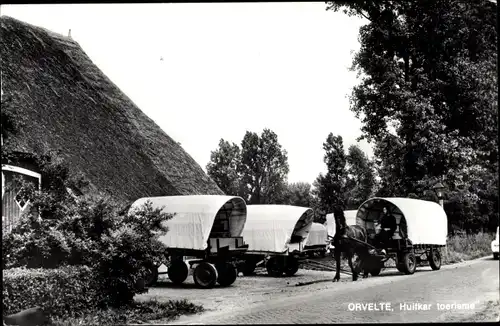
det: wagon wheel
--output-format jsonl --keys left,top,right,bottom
{"left": 401, "top": 252, "right": 417, "bottom": 275}
{"left": 216, "top": 262, "right": 237, "bottom": 287}
{"left": 168, "top": 260, "right": 189, "bottom": 285}
{"left": 241, "top": 260, "right": 257, "bottom": 276}
{"left": 193, "top": 262, "right": 218, "bottom": 289}
{"left": 284, "top": 257, "right": 299, "bottom": 277}
{"left": 428, "top": 249, "right": 442, "bottom": 270}
{"left": 266, "top": 257, "right": 284, "bottom": 277}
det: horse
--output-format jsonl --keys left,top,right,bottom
{"left": 331, "top": 206, "right": 370, "bottom": 282}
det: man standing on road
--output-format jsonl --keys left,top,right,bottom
{"left": 375, "top": 207, "right": 397, "bottom": 255}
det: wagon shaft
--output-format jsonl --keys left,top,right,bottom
{"left": 301, "top": 259, "right": 353, "bottom": 275}
{"left": 342, "top": 235, "right": 376, "bottom": 250}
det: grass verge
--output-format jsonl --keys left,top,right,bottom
{"left": 50, "top": 299, "right": 204, "bottom": 326}
{"left": 442, "top": 232, "right": 495, "bottom": 264}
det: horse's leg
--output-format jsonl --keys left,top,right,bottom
{"left": 347, "top": 251, "right": 358, "bottom": 281}
{"left": 362, "top": 255, "right": 369, "bottom": 278}
{"left": 333, "top": 248, "right": 341, "bottom": 282}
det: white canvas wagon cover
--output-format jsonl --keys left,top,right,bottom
{"left": 243, "top": 205, "right": 314, "bottom": 253}
{"left": 356, "top": 197, "right": 448, "bottom": 246}
{"left": 129, "top": 195, "right": 247, "bottom": 251}
{"left": 306, "top": 223, "right": 328, "bottom": 246}
{"left": 325, "top": 210, "right": 358, "bottom": 238}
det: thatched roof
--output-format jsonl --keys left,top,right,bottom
{"left": 1, "top": 16, "right": 223, "bottom": 205}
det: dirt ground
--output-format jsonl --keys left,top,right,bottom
{"left": 134, "top": 256, "right": 417, "bottom": 320}
{"left": 134, "top": 263, "right": 343, "bottom": 324}
{"left": 133, "top": 257, "right": 499, "bottom": 325}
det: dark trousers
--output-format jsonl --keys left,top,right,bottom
{"left": 375, "top": 229, "right": 395, "bottom": 249}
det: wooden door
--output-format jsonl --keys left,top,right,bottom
{"left": 2, "top": 167, "right": 41, "bottom": 234}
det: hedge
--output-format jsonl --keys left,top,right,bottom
{"left": 2, "top": 266, "right": 105, "bottom": 318}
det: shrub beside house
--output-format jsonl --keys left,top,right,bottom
{"left": 2, "top": 155, "right": 202, "bottom": 323}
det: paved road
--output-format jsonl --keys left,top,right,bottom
{"left": 167, "top": 257, "right": 499, "bottom": 324}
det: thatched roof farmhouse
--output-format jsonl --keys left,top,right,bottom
{"left": 1, "top": 16, "right": 223, "bottom": 206}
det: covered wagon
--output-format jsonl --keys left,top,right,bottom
{"left": 129, "top": 195, "right": 249, "bottom": 288}
{"left": 325, "top": 210, "right": 358, "bottom": 237}
{"left": 238, "top": 204, "right": 314, "bottom": 277}
{"left": 304, "top": 223, "right": 329, "bottom": 257}
{"left": 325, "top": 209, "right": 359, "bottom": 251}
{"left": 356, "top": 197, "right": 448, "bottom": 275}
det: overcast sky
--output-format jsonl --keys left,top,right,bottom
{"left": 1, "top": 3, "right": 371, "bottom": 185}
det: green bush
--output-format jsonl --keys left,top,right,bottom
{"left": 3, "top": 267, "right": 204, "bottom": 324}
{"left": 2, "top": 153, "right": 174, "bottom": 310}
{"left": 50, "top": 299, "right": 205, "bottom": 326}
{"left": 2, "top": 266, "right": 104, "bottom": 318}
{"left": 2, "top": 196, "right": 172, "bottom": 308}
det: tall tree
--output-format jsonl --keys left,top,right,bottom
{"left": 206, "top": 139, "right": 241, "bottom": 196}
{"left": 372, "top": 134, "right": 407, "bottom": 197}
{"left": 283, "top": 182, "right": 313, "bottom": 207}
{"left": 313, "top": 133, "right": 347, "bottom": 215}
{"left": 207, "top": 129, "right": 290, "bottom": 204}
{"left": 327, "top": 0, "right": 498, "bottom": 231}
{"left": 239, "top": 129, "right": 289, "bottom": 204}
{"left": 309, "top": 193, "right": 326, "bottom": 224}
{"left": 344, "top": 144, "right": 376, "bottom": 208}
